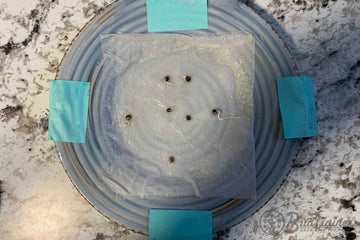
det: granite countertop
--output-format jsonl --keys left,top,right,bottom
{"left": 0, "top": 0, "right": 359, "bottom": 239}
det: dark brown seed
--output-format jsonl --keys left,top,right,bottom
{"left": 163, "top": 76, "right": 170, "bottom": 82}
{"left": 168, "top": 156, "right": 174, "bottom": 164}
{"left": 185, "top": 115, "right": 191, "bottom": 121}
{"left": 184, "top": 75, "right": 191, "bottom": 82}
{"left": 125, "top": 114, "right": 132, "bottom": 121}
{"left": 166, "top": 107, "right": 172, "bottom": 112}
{"left": 212, "top": 109, "right": 218, "bottom": 115}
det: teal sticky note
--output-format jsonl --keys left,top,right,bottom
{"left": 277, "top": 76, "right": 318, "bottom": 139}
{"left": 149, "top": 209, "right": 212, "bottom": 240}
{"left": 146, "top": 0, "right": 208, "bottom": 32}
{"left": 48, "top": 80, "right": 90, "bottom": 143}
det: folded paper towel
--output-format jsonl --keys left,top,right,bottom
{"left": 98, "top": 33, "right": 256, "bottom": 199}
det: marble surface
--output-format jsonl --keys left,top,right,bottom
{"left": 0, "top": 0, "right": 359, "bottom": 239}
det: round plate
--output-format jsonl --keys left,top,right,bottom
{"left": 56, "top": 0, "right": 299, "bottom": 234}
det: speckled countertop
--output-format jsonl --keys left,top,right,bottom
{"left": 0, "top": 0, "right": 359, "bottom": 239}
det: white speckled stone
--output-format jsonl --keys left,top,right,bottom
{"left": 0, "top": 0, "right": 359, "bottom": 239}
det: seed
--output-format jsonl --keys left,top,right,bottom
{"left": 166, "top": 107, "right": 172, "bottom": 112}
{"left": 168, "top": 156, "right": 175, "bottom": 164}
{"left": 184, "top": 75, "right": 191, "bottom": 82}
{"left": 125, "top": 114, "right": 132, "bottom": 121}
{"left": 212, "top": 109, "right": 218, "bottom": 115}
{"left": 163, "top": 76, "right": 170, "bottom": 83}
{"left": 185, "top": 115, "right": 191, "bottom": 121}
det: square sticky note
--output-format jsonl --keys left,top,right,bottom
{"left": 48, "top": 80, "right": 90, "bottom": 143}
{"left": 146, "top": 0, "right": 208, "bottom": 32}
{"left": 277, "top": 76, "right": 318, "bottom": 139}
{"left": 149, "top": 209, "right": 212, "bottom": 240}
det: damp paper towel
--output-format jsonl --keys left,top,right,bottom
{"left": 99, "top": 33, "right": 256, "bottom": 199}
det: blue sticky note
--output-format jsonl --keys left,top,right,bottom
{"left": 48, "top": 80, "right": 90, "bottom": 143}
{"left": 149, "top": 209, "right": 212, "bottom": 240}
{"left": 146, "top": 0, "right": 208, "bottom": 32}
{"left": 277, "top": 76, "right": 318, "bottom": 139}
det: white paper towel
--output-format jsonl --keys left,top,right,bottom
{"left": 99, "top": 33, "right": 256, "bottom": 199}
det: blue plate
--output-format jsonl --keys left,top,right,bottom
{"left": 56, "top": 0, "right": 299, "bottom": 234}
